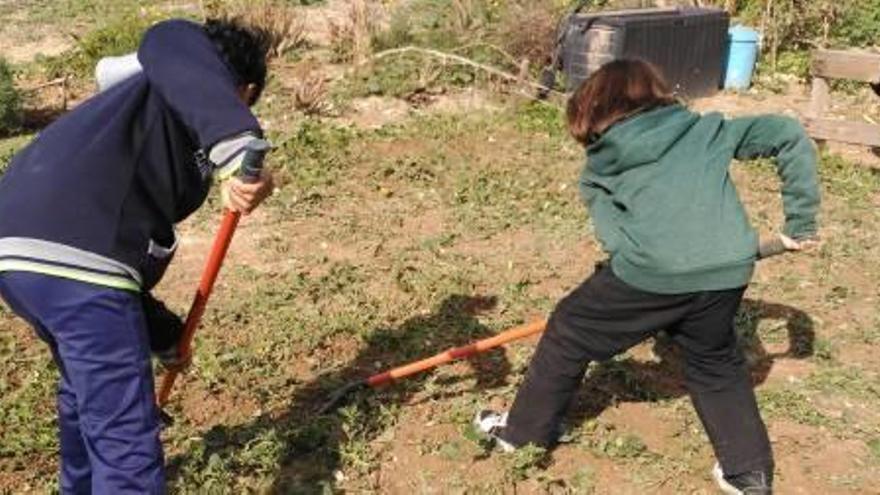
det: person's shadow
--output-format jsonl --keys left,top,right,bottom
{"left": 167, "top": 297, "right": 811, "bottom": 491}
{"left": 567, "top": 298, "right": 815, "bottom": 426}
{"left": 166, "top": 294, "right": 512, "bottom": 492}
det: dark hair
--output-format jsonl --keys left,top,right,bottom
{"left": 203, "top": 18, "right": 271, "bottom": 105}
{"left": 567, "top": 59, "right": 676, "bottom": 146}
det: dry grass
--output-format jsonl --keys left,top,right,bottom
{"left": 291, "top": 66, "right": 330, "bottom": 116}
{"left": 495, "top": 1, "right": 563, "bottom": 67}
{"left": 201, "top": 0, "right": 306, "bottom": 59}
{"left": 330, "top": 0, "right": 379, "bottom": 64}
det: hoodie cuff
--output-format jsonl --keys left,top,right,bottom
{"left": 783, "top": 217, "right": 818, "bottom": 239}
{"left": 209, "top": 132, "right": 262, "bottom": 180}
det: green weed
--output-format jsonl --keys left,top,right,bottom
{"left": 869, "top": 438, "right": 880, "bottom": 463}
{"left": 0, "top": 357, "right": 58, "bottom": 459}
{"left": 0, "top": 135, "right": 31, "bottom": 175}
{"left": 338, "top": 405, "right": 377, "bottom": 475}
{"left": 819, "top": 152, "right": 880, "bottom": 207}
{"left": 503, "top": 443, "right": 548, "bottom": 482}
{"left": 806, "top": 366, "right": 880, "bottom": 401}
{"left": 758, "top": 387, "right": 831, "bottom": 427}
{"left": 514, "top": 101, "right": 565, "bottom": 137}
{"left": 812, "top": 337, "right": 836, "bottom": 362}
{"left": 598, "top": 433, "right": 648, "bottom": 459}
{"left": 269, "top": 121, "right": 358, "bottom": 210}
{"left": 40, "top": 8, "right": 173, "bottom": 81}
{"left": 0, "top": 58, "right": 21, "bottom": 136}
{"left": 568, "top": 466, "right": 597, "bottom": 494}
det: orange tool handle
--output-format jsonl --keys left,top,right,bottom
{"left": 365, "top": 319, "right": 547, "bottom": 387}
{"left": 157, "top": 209, "right": 241, "bottom": 407}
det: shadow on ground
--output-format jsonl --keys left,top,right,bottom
{"left": 167, "top": 294, "right": 512, "bottom": 492}
{"left": 568, "top": 298, "right": 815, "bottom": 424}
{"left": 167, "top": 297, "right": 813, "bottom": 492}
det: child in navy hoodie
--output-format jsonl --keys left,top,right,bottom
{"left": 0, "top": 19, "right": 274, "bottom": 493}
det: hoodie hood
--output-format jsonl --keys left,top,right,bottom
{"left": 96, "top": 52, "right": 143, "bottom": 93}
{"left": 586, "top": 104, "right": 700, "bottom": 176}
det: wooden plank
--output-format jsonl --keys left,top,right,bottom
{"left": 804, "top": 118, "right": 880, "bottom": 147}
{"left": 812, "top": 49, "right": 880, "bottom": 82}
{"left": 809, "top": 76, "right": 830, "bottom": 119}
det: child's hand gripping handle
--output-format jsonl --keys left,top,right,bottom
{"left": 156, "top": 139, "right": 271, "bottom": 417}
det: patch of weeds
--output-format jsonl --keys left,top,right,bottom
{"left": 40, "top": 9, "right": 166, "bottom": 81}
{"left": 758, "top": 387, "right": 830, "bottom": 427}
{"left": 269, "top": 121, "right": 358, "bottom": 209}
{"left": 597, "top": 432, "right": 648, "bottom": 459}
{"left": 514, "top": 101, "right": 565, "bottom": 137}
{"left": 819, "top": 152, "right": 880, "bottom": 207}
{"left": 868, "top": 438, "right": 880, "bottom": 463}
{"left": 341, "top": 50, "right": 489, "bottom": 99}
{"left": 806, "top": 366, "right": 880, "bottom": 400}
{"left": 0, "top": 135, "right": 31, "bottom": 175}
{"left": 437, "top": 439, "right": 468, "bottom": 461}
{"left": 338, "top": 404, "right": 378, "bottom": 475}
{"left": 567, "top": 466, "right": 597, "bottom": 494}
{"left": 753, "top": 50, "right": 811, "bottom": 89}
{"left": 503, "top": 443, "right": 548, "bottom": 482}
{"left": 824, "top": 285, "right": 852, "bottom": 307}
{"left": 0, "top": 354, "right": 58, "bottom": 460}
{"left": 373, "top": 156, "right": 439, "bottom": 185}
{"left": 0, "top": 58, "right": 22, "bottom": 136}
{"left": 372, "top": 0, "right": 501, "bottom": 52}
{"left": 462, "top": 420, "right": 494, "bottom": 453}
{"left": 812, "top": 337, "right": 836, "bottom": 362}
{"left": 17, "top": 0, "right": 142, "bottom": 26}
{"left": 173, "top": 445, "right": 236, "bottom": 491}
{"left": 235, "top": 428, "right": 286, "bottom": 478}
{"left": 577, "top": 420, "right": 648, "bottom": 459}
{"left": 856, "top": 319, "right": 880, "bottom": 345}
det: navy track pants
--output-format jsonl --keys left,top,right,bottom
{"left": 0, "top": 271, "right": 165, "bottom": 494}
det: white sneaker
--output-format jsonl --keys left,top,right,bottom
{"left": 712, "top": 463, "right": 773, "bottom": 495}
{"left": 473, "top": 410, "right": 517, "bottom": 453}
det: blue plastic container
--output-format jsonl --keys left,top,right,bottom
{"left": 724, "top": 25, "right": 760, "bottom": 90}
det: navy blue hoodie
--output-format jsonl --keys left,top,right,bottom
{"left": 0, "top": 20, "right": 262, "bottom": 291}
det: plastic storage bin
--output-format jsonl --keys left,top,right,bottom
{"left": 560, "top": 7, "right": 730, "bottom": 97}
{"left": 724, "top": 25, "right": 760, "bottom": 90}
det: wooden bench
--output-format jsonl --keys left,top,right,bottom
{"left": 805, "top": 49, "right": 880, "bottom": 148}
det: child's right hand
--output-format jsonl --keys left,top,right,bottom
{"left": 222, "top": 169, "right": 275, "bottom": 215}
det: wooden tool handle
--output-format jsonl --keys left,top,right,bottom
{"left": 366, "top": 319, "right": 547, "bottom": 387}
{"left": 157, "top": 209, "right": 241, "bottom": 407}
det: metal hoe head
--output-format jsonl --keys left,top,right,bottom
{"left": 317, "top": 380, "right": 369, "bottom": 415}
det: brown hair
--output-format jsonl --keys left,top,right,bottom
{"left": 567, "top": 59, "right": 676, "bottom": 146}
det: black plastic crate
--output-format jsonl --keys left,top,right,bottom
{"left": 560, "top": 7, "right": 730, "bottom": 97}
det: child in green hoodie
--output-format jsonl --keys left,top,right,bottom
{"left": 476, "top": 60, "right": 820, "bottom": 495}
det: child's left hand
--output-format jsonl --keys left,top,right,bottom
{"left": 780, "top": 233, "right": 820, "bottom": 252}
{"left": 222, "top": 169, "right": 275, "bottom": 214}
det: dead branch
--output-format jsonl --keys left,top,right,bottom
{"left": 359, "top": 46, "right": 566, "bottom": 97}
{"left": 21, "top": 77, "right": 68, "bottom": 93}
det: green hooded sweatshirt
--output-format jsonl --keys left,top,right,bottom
{"left": 580, "top": 104, "right": 820, "bottom": 294}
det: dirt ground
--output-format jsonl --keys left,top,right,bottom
{"left": 2, "top": 1, "right": 880, "bottom": 494}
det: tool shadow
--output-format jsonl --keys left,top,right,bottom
{"left": 166, "top": 297, "right": 812, "bottom": 491}
{"left": 566, "top": 298, "right": 815, "bottom": 430}
{"left": 166, "top": 294, "right": 511, "bottom": 492}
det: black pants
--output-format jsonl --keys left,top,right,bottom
{"left": 502, "top": 264, "right": 773, "bottom": 476}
